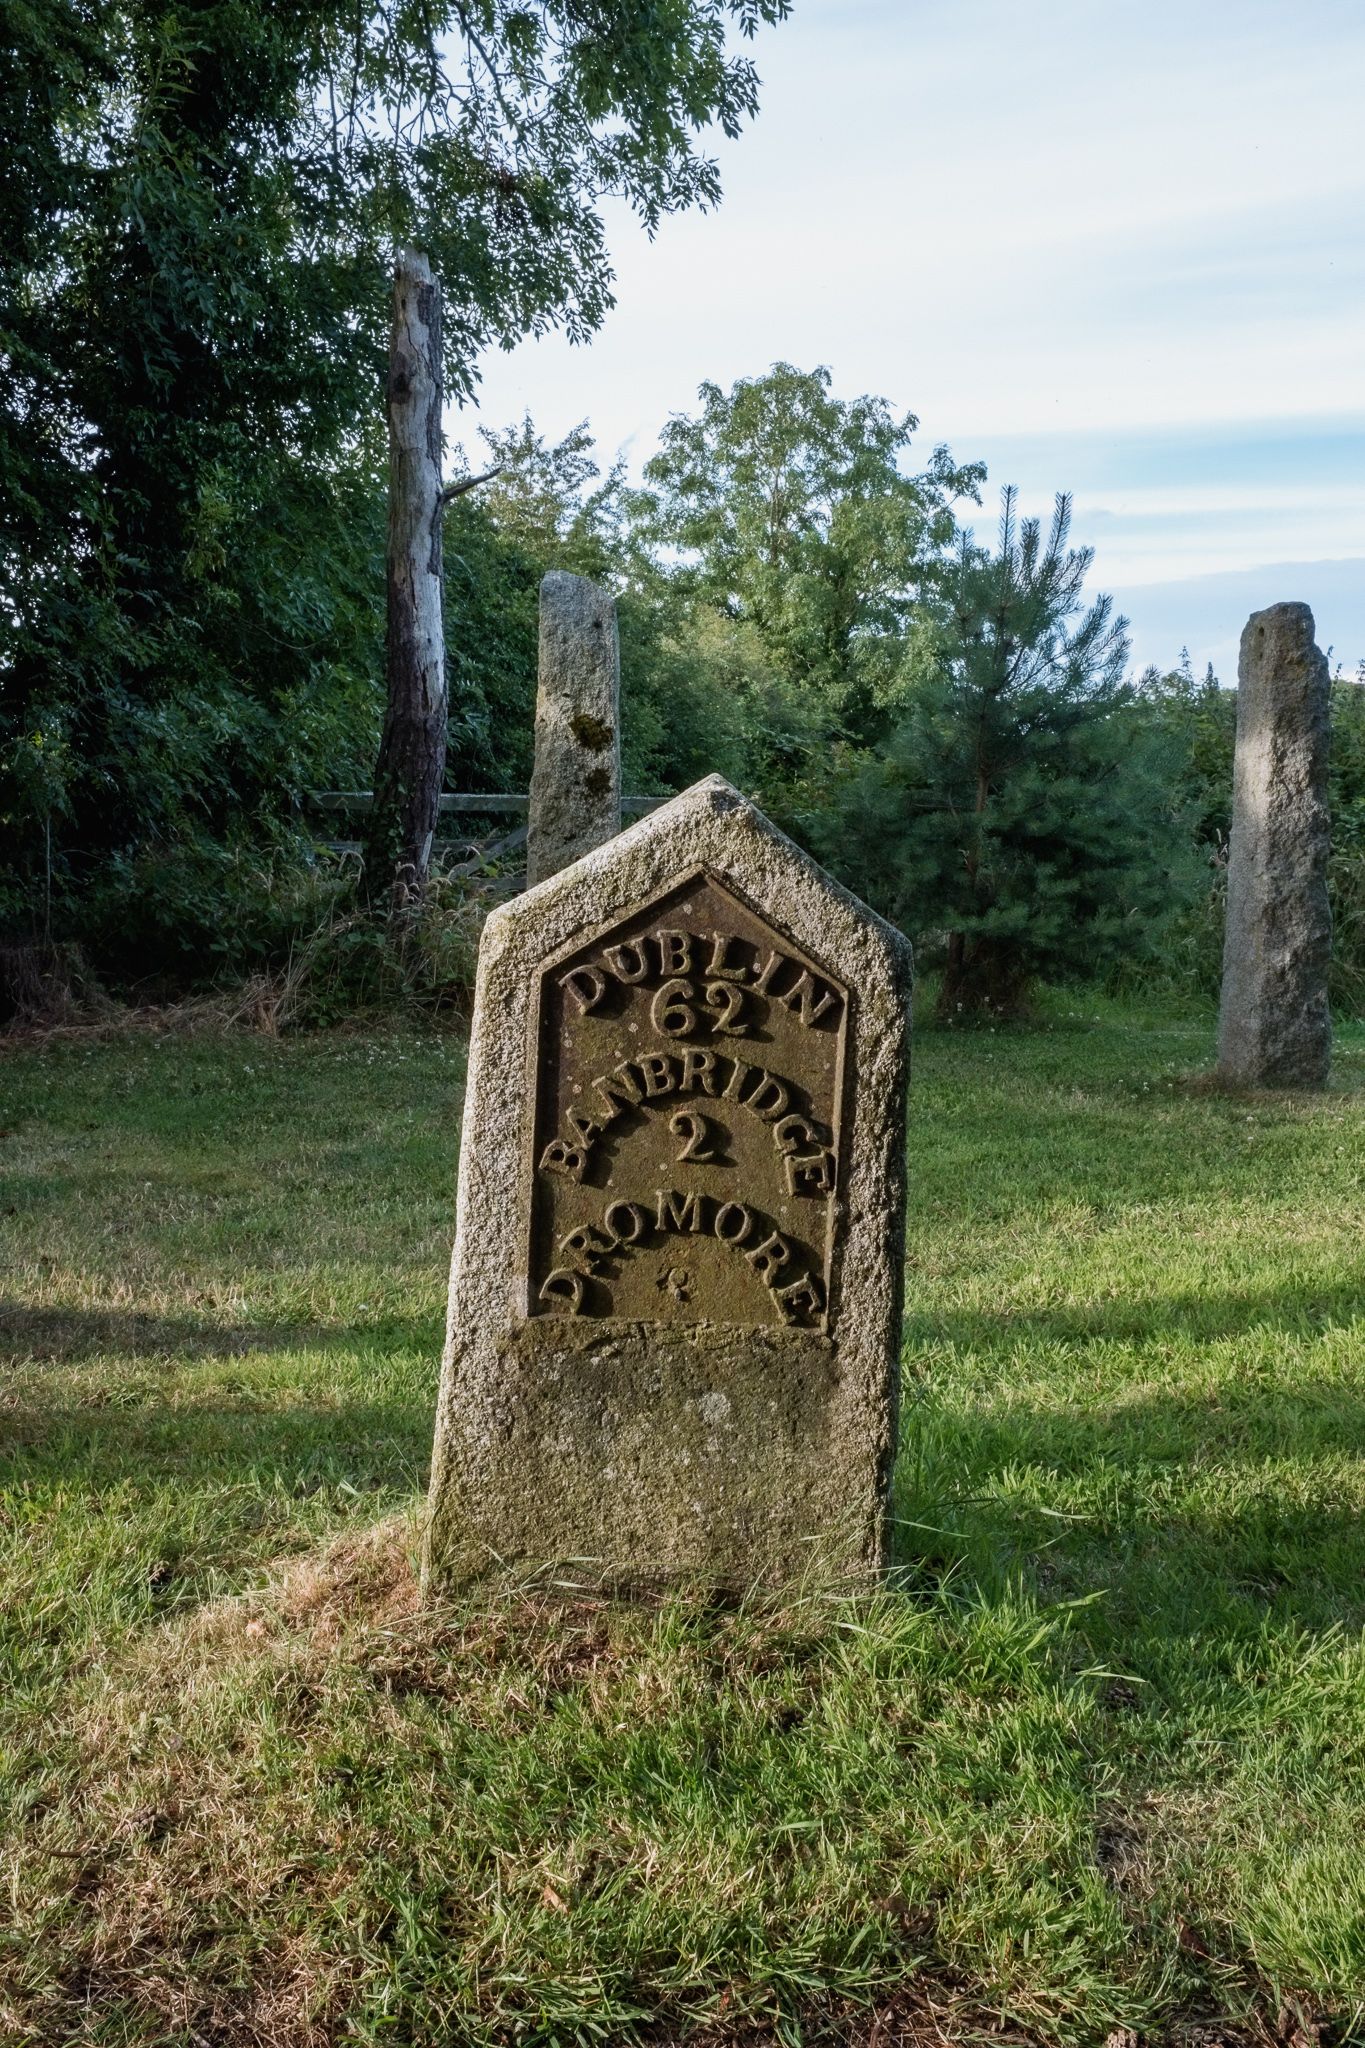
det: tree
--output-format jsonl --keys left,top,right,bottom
{"left": 823, "top": 489, "right": 1198, "bottom": 1018}
{"left": 471, "top": 415, "right": 622, "bottom": 569}
{"left": 0, "top": 0, "right": 792, "bottom": 960}
{"left": 1137, "top": 651, "right": 1236, "bottom": 850}
{"left": 630, "top": 363, "right": 983, "bottom": 791}
{"left": 441, "top": 414, "right": 755, "bottom": 801}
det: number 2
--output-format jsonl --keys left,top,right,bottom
{"left": 670, "top": 1110, "right": 718, "bottom": 1162}
{"left": 703, "top": 980, "right": 746, "bottom": 1033}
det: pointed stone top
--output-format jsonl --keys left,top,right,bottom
{"left": 495, "top": 773, "right": 911, "bottom": 991}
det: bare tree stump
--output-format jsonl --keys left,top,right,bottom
{"left": 366, "top": 249, "right": 446, "bottom": 912}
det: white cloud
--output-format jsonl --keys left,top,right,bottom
{"left": 459, "top": 0, "right": 1365, "bottom": 666}
{"left": 1101, "top": 558, "right": 1365, "bottom": 677}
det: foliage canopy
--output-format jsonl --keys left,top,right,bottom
{"left": 0, "top": 0, "right": 790, "bottom": 957}
{"left": 631, "top": 363, "right": 984, "bottom": 783}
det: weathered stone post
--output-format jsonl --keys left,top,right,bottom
{"left": 424, "top": 774, "right": 913, "bottom": 1593}
{"left": 1217, "top": 602, "right": 1332, "bottom": 1089}
{"left": 526, "top": 571, "right": 621, "bottom": 886}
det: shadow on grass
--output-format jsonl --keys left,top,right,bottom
{"left": 0, "top": 1389, "right": 434, "bottom": 1499}
{"left": 8, "top": 1274, "right": 1363, "bottom": 1659}
{"left": 894, "top": 1365, "right": 1365, "bottom": 1653}
{"left": 0, "top": 1299, "right": 443, "bottom": 1367}
{"left": 905, "top": 1275, "right": 1365, "bottom": 1354}
{"left": 0, "top": 1302, "right": 440, "bottom": 1499}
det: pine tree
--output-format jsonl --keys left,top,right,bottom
{"left": 824, "top": 488, "right": 1198, "bottom": 1017}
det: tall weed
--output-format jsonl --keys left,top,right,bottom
{"left": 1117, "top": 843, "right": 1365, "bottom": 1020}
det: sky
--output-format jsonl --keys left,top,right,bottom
{"left": 463, "top": 0, "right": 1365, "bottom": 679}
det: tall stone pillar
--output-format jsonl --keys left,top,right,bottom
{"left": 1217, "top": 601, "right": 1331, "bottom": 1089}
{"left": 526, "top": 571, "right": 621, "bottom": 887}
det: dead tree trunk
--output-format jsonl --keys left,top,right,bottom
{"left": 366, "top": 249, "right": 446, "bottom": 912}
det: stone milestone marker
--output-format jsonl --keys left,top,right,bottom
{"left": 1217, "top": 601, "right": 1332, "bottom": 1090}
{"left": 526, "top": 570, "right": 621, "bottom": 886}
{"left": 424, "top": 774, "right": 913, "bottom": 1592}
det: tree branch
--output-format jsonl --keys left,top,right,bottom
{"left": 439, "top": 465, "right": 502, "bottom": 505}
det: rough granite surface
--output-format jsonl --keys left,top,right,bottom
{"left": 1217, "top": 602, "right": 1332, "bottom": 1090}
{"left": 423, "top": 775, "right": 914, "bottom": 1593}
{"left": 526, "top": 570, "right": 620, "bottom": 887}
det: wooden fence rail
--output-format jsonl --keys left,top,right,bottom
{"left": 304, "top": 791, "right": 668, "bottom": 877}
{"left": 309, "top": 792, "right": 666, "bottom": 817}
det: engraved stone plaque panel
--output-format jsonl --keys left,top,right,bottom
{"left": 529, "top": 871, "right": 846, "bottom": 1333}
{"left": 423, "top": 776, "right": 913, "bottom": 1594}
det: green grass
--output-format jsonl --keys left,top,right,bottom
{"left": 2, "top": 1001, "right": 1364, "bottom": 2046}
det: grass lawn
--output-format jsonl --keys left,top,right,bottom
{"left": 2, "top": 999, "right": 1364, "bottom": 2046}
